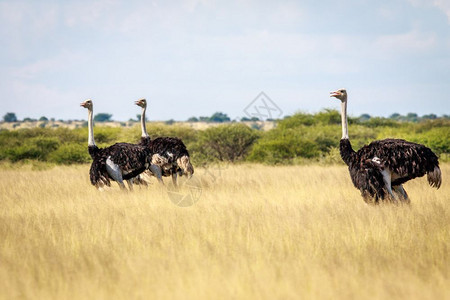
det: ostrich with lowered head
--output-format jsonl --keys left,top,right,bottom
{"left": 135, "top": 98, "right": 194, "bottom": 186}
{"left": 80, "top": 99, "right": 158, "bottom": 190}
{"left": 330, "top": 88, "right": 441, "bottom": 204}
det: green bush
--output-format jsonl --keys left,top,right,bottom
{"left": 364, "top": 117, "right": 400, "bottom": 128}
{"left": 195, "top": 124, "right": 260, "bottom": 162}
{"left": 403, "top": 127, "right": 450, "bottom": 156}
{"left": 5, "top": 137, "right": 59, "bottom": 162}
{"left": 315, "top": 109, "right": 341, "bottom": 125}
{"left": 248, "top": 129, "right": 319, "bottom": 164}
{"left": 277, "top": 113, "right": 315, "bottom": 129}
{"left": 48, "top": 144, "right": 90, "bottom": 164}
{"left": 7, "top": 145, "right": 43, "bottom": 162}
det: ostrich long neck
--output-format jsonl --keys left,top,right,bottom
{"left": 338, "top": 97, "right": 355, "bottom": 166}
{"left": 340, "top": 99, "right": 349, "bottom": 139}
{"left": 87, "top": 106, "right": 96, "bottom": 146}
{"left": 140, "top": 105, "right": 149, "bottom": 138}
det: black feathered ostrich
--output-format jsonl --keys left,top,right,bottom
{"left": 80, "top": 99, "right": 156, "bottom": 190}
{"left": 135, "top": 98, "right": 194, "bottom": 186}
{"left": 330, "top": 89, "right": 441, "bottom": 204}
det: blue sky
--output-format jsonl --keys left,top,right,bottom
{"left": 0, "top": 0, "right": 449, "bottom": 121}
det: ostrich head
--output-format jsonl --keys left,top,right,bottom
{"left": 330, "top": 89, "right": 347, "bottom": 102}
{"left": 135, "top": 98, "right": 147, "bottom": 108}
{"left": 80, "top": 99, "right": 93, "bottom": 109}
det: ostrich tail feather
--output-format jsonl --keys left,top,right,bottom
{"left": 427, "top": 166, "right": 442, "bottom": 189}
{"left": 177, "top": 155, "right": 194, "bottom": 177}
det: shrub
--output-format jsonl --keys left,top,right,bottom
{"left": 248, "top": 129, "right": 320, "bottom": 164}
{"left": 403, "top": 127, "right": 450, "bottom": 156}
{"left": 363, "top": 117, "right": 399, "bottom": 128}
{"left": 197, "top": 124, "right": 260, "bottom": 162}
{"left": 6, "top": 137, "right": 60, "bottom": 162}
{"left": 315, "top": 109, "right": 341, "bottom": 125}
{"left": 88, "top": 127, "right": 121, "bottom": 144}
{"left": 277, "top": 113, "right": 315, "bottom": 129}
{"left": 48, "top": 144, "right": 90, "bottom": 164}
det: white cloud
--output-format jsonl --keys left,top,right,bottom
{"left": 0, "top": 2, "right": 58, "bottom": 36}
{"left": 433, "top": 0, "right": 450, "bottom": 23}
{"left": 63, "top": 0, "right": 121, "bottom": 29}
{"left": 408, "top": 0, "right": 450, "bottom": 23}
{"left": 374, "top": 31, "right": 437, "bottom": 57}
{"left": 11, "top": 51, "right": 87, "bottom": 80}
{"left": 0, "top": 2, "right": 59, "bottom": 57}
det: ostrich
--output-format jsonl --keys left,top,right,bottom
{"left": 330, "top": 89, "right": 441, "bottom": 204}
{"left": 80, "top": 99, "right": 158, "bottom": 190}
{"left": 135, "top": 98, "right": 194, "bottom": 186}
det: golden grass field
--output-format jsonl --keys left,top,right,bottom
{"left": 0, "top": 163, "right": 449, "bottom": 300}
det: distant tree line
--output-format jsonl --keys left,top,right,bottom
{"left": 2, "top": 112, "right": 113, "bottom": 123}
{"left": 187, "top": 112, "right": 232, "bottom": 123}
{"left": 187, "top": 112, "right": 270, "bottom": 122}
{"left": 359, "top": 112, "right": 447, "bottom": 123}
{"left": 3, "top": 111, "right": 449, "bottom": 124}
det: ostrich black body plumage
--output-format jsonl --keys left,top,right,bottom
{"left": 140, "top": 136, "right": 192, "bottom": 176}
{"left": 135, "top": 99, "right": 194, "bottom": 184}
{"left": 81, "top": 99, "right": 152, "bottom": 190}
{"left": 331, "top": 89, "right": 441, "bottom": 204}
{"left": 88, "top": 145, "right": 99, "bottom": 159}
{"left": 340, "top": 138, "right": 440, "bottom": 202}
{"left": 339, "top": 138, "right": 387, "bottom": 201}
{"left": 88, "top": 143, "right": 152, "bottom": 188}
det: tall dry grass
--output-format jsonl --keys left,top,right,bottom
{"left": 0, "top": 164, "right": 449, "bottom": 300}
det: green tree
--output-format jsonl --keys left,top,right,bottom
{"left": 359, "top": 114, "right": 371, "bottom": 122}
{"left": 209, "top": 112, "right": 231, "bottom": 123}
{"left": 187, "top": 117, "right": 199, "bottom": 122}
{"left": 136, "top": 114, "right": 147, "bottom": 122}
{"left": 241, "top": 117, "right": 260, "bottom": 121}
{"left": 422, "top": 114, "right": 437, "bottom": 120}
{"left": 94, "top": 113, "right": 113, "bottom": 122}
{"left": 406, "top": 113, "right": 419, "bottom": 122}
{"left": 198, "top": 124, "right": 260, "bottom": 162}
{"left": 389, "top": 113, "right": 401, "bottom": 120}
{"left": 23, "top": 117, "right": 36, "bottom": 122}
{"left": 3, "top": 112, "right": 17, "bottom": 122}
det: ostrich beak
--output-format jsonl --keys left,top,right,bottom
{"left": 135, "top": 99, "right": 146, "bottom": 106}
{"left": 80, "top": 102, "right": 86, "bottom": 107}
{"left": 330, "top": 91, "right": 340, "bottom": 98}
